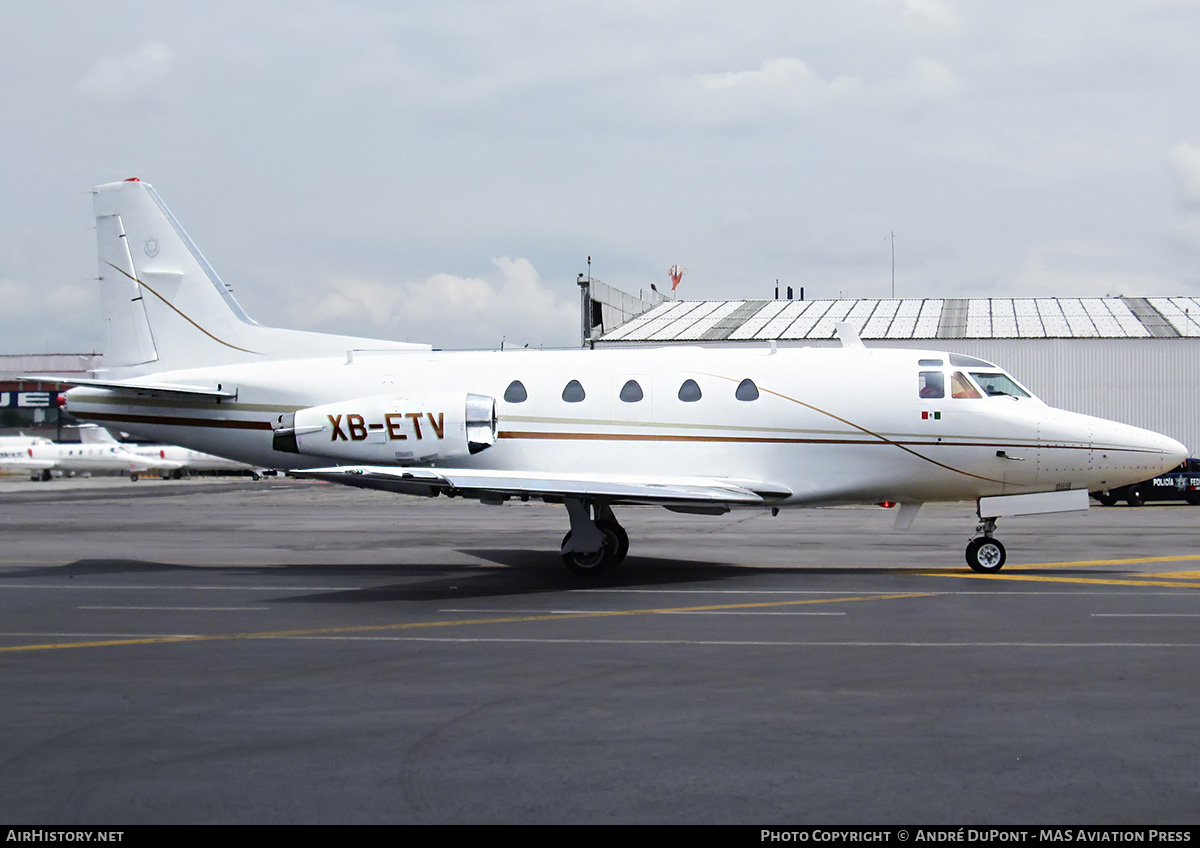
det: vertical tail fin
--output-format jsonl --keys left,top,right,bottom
{"left": 76, "top": 424, "right": 121, "bottom": 445}
{"left": 94, "top": 178, "right": 263, "bottom": 372}
{"left": 92, "top": 179, "right": 430, "bottom": 375}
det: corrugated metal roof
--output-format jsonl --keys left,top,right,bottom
{"left": 597, "top": 296, "right": 1200, "bottom": 342}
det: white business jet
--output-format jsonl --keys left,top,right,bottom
{"left": 77, "top": 424, "right": 253, "bottom": 478}
{"left": 50, "top": 179, "right": 1187, "bottom": 574}
{"left": 0, "top": 433, "right": 152, "bottom": 480}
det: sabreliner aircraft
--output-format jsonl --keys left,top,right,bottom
{"left": 44, "top": 179, "right": 1188, "bottom": 574}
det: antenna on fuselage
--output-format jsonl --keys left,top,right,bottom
{"left": 835, "top": 322, "right": 864, "bottom": 349}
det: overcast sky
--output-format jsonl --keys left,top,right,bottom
{"left": 3, "top": 0, "right": 1200, "bottom": 353}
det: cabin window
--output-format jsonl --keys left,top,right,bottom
{"left": 918, "top": 371, "right": 945, "bottom": 399}
{"left": 950, "top": 353, "right": 995, "bottom": 368}
{"left": 619, "top": 379, "right": 644, "bottom": 403}
{"left": 968, "top": 372, "right": 1029, "bottom": 398}
{"left": 678, "top": 379, "right": 702, "bottom": 402}
{"left": 503, "top": 380, "right": 528, "bottom": 403}
{"left": 562, "top": 379, "right": 586, "bottom": 403}
{"left": 735, "top": 378, "right": 759, "bottom": 401}
{"left": 950, "top": 372, "right": 982, "bottom": 399}
{"left": 918, "top": 359, "right": 943, "bottom": 367}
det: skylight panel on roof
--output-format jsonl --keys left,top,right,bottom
{"left": 622, "top": 301, "right": 703, "bottom": 341}
{"left": 647, "top": 301, "right": 723, "bottom": 340}
{"left": 769, "top": 300, "right": 820, "bottom": 339}
{"left": 862, "top": 299, "right": 899, "bottom": 338}
{"left": 729, "top": 301, "right": 789, "bottom": 340}
{"left": 965, "top": 299, "right": 992, "bottom": 337}
{"left": 1152, "top": 298, "right": 1200, "bottom": 337}
{"left": 887, "top": 299, "right": 923, "bottom": 338}
{"left": 1058, "top": 299, "right": 1098, "bottom": 336}
{"left": 808, "top": 300, "right": 855, "bottom": 338}
{"left": 1168, "top": 298, "right": 1200, "bottom": 336}
{"left": 913, "top": 299, "right": 943, "bottom": 337}
{"left": 601, "top": 301, "right": 680, "bottom": 340}
{"left": 677, "top": 301, "right": 745, "bottom": 339}
{"left": 1036, "top": 298, "right": 1070, "bottom": 336}
{"left": 1083, "top": 299, "right": 1124, "bottom": 337}
{"left": 758, "top": 300, "right": 813, "bottom": 339}
{"left": 1104, "top": 299, "right": 1149, "bottom": 338}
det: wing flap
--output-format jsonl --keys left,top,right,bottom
{"left": 23, "top": 376, "right": 236, "bottom": 400}
{"left": 292, "top": 465, "right": 791, "bottom": 505}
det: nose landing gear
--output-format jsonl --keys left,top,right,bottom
{"left": 966, "top": 517, "right": 1006, "bottom": 573}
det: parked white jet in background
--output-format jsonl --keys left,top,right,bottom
{"left": 47, "top": 179, "right": 1188, "bottom": 574}
{"left": 78, "top": 425, "right": 255, "bottom": 478}
{"left": 0, "top": 433, "right": 152, "bottom": 481}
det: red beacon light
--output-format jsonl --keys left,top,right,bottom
{"left": 124, "top": 177, "right": 140, "bottom": 182}
{"left": 876, "top": 501, "right": 897, "bottom": 508}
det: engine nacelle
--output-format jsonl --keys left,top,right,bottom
{"left": 273, "top": 391, "right": 497, "bottom": 463}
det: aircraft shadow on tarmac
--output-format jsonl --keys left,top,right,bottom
{"left": 5, "top": 556, "right": 1164, "bottom": 605}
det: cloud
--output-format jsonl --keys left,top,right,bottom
{"left": 888, "top": 0, "right": 963, "bottom": 31}
{"left": 1007, "top": 241, "right": 1177, "bottom": 297}
{"left": 78, "top": 42, "right": 177, "bottom": 106}
{"left": 1166, "top": 141, "right": 1200, "bottom": 207}
{"left": 660, "top": 55, "right": 961, "bottom": 128}
{"left": 294, "top": 257, "right": 578, "bottom": 350}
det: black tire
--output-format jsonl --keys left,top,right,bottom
{"left": 596, "top": 519, "right": 629, "bottom": 565}
{"left": 1186, "top": 494, "right": 1200, "bottom": 506}
{"left": 966, "top": 537, "right": 1006, "bottom": 573}
{"left": 561, "top": 527, "right": 621, "bottom": 576}
{"left": 1094, "top": 492, "right": 1118, "bottom": 507}
{"left": 1126, "top": 486, "right": 1145, "bottom": 507}
{"left": 130, "top": 473, "right": 139, "bottom": 482}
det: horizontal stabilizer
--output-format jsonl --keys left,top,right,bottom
{"left": 22, "top": 376, "right": 235, "bottom": 400}
{"left": 293, "top": 465, "right": 791, "bottom": 506}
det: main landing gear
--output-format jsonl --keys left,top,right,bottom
{"left": 560, "top": 499, "right": 629, "bottom": 576}
{"left": 966, "top": 516, "right": 1006, "bottom": 573}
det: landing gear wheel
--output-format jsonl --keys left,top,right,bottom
{"left": 1126, "top": 486, "right": 1145, "bottom": 507}
{"left": 1095, "top": 493, "right": 1118, "bottom": 507}
{"left": 130, "top": 473, "right": 139, "bottom": 482}
{"left": 966, "top": 537, "right": 1006, "bottom": 573}
{"left": 596, "top": 519, "right": 629, "bottom": 565}
{"left": 561, "top": 527, "right": 622, "bottom": 576}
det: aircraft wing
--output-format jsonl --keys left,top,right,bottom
{"left": 292, "top": 465, "right": 791, "bottom": 507}
{"left": 0, "top": 458, "right": 57, "bottom": 471}
{"left": 22, "top": 376, "right": 235, "bottom": 400}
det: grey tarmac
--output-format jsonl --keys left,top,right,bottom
{"left": 1, "top": 476, "right": 1198, "bottom": 824}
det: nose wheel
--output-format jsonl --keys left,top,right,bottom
{"left": 966, "top": 536, "right": 1006, "bottom": 572}
{"left": 966, "top": 516, "right": 1006, "bottom": 573}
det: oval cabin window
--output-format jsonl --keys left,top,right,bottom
{"left": 619, "top": 380, "right": 644, "bottom": 403}
{"left": 562, "top": 380, "right": 586, "bottom": 403}
{"left": 735, "top": 378, "right": 759, "bottom": 401}
{"left": 504, "top": 380, "right": 528, "bottom": 403}
{"left": 678, "top": 379, "right": 702, "bottom": 402}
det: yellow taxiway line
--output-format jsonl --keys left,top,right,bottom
{"left": 0, "top": 592, "right": 932, "bottom": 654}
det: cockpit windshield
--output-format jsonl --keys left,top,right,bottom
{"left": 968, "top": 372, "right": 1030, "bottom": 398}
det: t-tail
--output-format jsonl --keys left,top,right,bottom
{"left": 93, "top": 178, "right": 427, "bottom": 377}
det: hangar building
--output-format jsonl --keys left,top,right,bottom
{"left": 585, "top": 292, "right": 1200, "bottom": 456}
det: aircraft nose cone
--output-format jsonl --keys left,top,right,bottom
{"left": 1161, "top": 433, "right": 1190, "bottom": 466}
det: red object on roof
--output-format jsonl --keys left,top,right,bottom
{"left": 124, "top": 177, "right": 140, "bottom": 182}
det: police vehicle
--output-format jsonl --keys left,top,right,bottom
{"left": 1092, "top": 458, "right": 1200, "bottom": 506}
